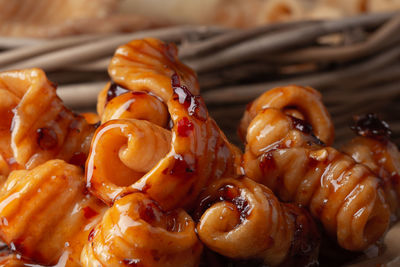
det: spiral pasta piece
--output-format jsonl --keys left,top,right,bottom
{"left": 0, "top": 160, "right": 107, "bottom": 265}
{"left": 86, "top": 118, "right": 172, "bottom": 204}
{"left": 239, "top": 85, "right": 334, "bottom": 145}
{"left": 242, "top": 90, "right": 390, "bottom": 251}
{"left": 342, "top": 114, "right": 400, "bottom": 217}
{"left": 87, "top": 39, "right": 241, "bottom": 210}
{"left": 80, "top": 192, "right": 203, "bottom": 267}
{"left": 1, "top": 68, "right": 95, "bottom": 170}
{"left": 87, "top": 85, "right": 241, "bottom": 209}
{"left": 195, "top": 177, "right": 319, "bottom": 266}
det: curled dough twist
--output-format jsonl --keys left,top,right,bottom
{"left": 195, "top": 177, "right": 319, "bottom": 266}
{"left": 242, "top": 86, "right": 390, "bottom": 251}
{"left": 0, "top": 160, "right": 106, "bottom": 265}
{"left": 1, "top": 69, "right": 94, "bottom": 169}
{"left": 97, "top": 38, "right": 199, "bottom": 125}
{"left": 81, "top": 192, "right": 203, "bottom": 267}
{"left": 87, "top": 87, "right": 241, "bottom": 210}
{"left": 342, "top": 114, "right": 400, "bottom": 217}
{"left": 87, "top": 39, "right": 241, "bottom": 210}
{"left": 239, "top": 85, "right": 334, "bottom": 146}
{"left": 86, "top": 119, "right": 171, "bottom": 204}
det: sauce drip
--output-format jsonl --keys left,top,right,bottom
{"left": 106, "top": 82, "right": 130, "bottom": 104}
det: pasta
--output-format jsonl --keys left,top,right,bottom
{"left": 241, "top": 86, "right": 391, "bottom": 251}
{"left": 342, "top": 114, "right": 400, "bottom": 217}
{"left": 239, "top": 85, "right": 335, "bottom": 146}
{"left": 87, "top": 38, "right": 242, "bottom": 210}
{"left": 0, "top": 160, "right": 106, "bottom": 266}
{"left": 1, "top": 69, "right": 95, "bottom": 170}
{"left": 195, "top": 177, "right": 320, "bottom": 266}
{"left": 80, "top": 192, "right": 203, "bottom": 267}
{"left": 0, "top": 36, "right": 398, "bottom": 266}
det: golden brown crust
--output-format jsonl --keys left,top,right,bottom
{"left": 0, "top": 69, "right": 95, "bottom": 170}
{"left": 80, "top": 193, "right": 203, "bottom": 267}
{"left": 241, "top": 86, "right": 390, "bottom": 251}
{"left": 239, "top": 85, "right": 334, "bottom": 146}
{"left": 342, "top": 135, "right": 400, "bottom": 217}
{"left": 0, "top": 160, "right": 106, "bottom": 265}
{"left": 195, "top": 177, "right": 319, "bottom": 266}
{"left": 88, "top": 39, "right": 241, "bottom": 210}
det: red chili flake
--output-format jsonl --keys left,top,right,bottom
{"left": 82, "top": 206, "right": 98, "bottom": 220}
{"left": 167, "top": 155, "right": 195, "bottom": 179}
{"left": 259, "top": 152, "right": 276, "bottom": 174}
{"left": 176, "top": 117, "right": 193, "bottom": 137}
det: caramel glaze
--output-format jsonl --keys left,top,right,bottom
{"left": 342, "top": 114, "right": 400, "bottom": 219}
{"left": 0, "top": 68, "right": 95, "bottom": 171}
{"left": 241, "top": 87, "right": 391, "bottom": 251}
{"left": 194, "top": 177, "right": 319, "bottom": 267}
{"left": 0, "top": 160, "right": 107, "bottom": 266}
{"left": 87, "top": 79, "right": 241, "bottom": 210}
{"left": 80, "top": 192, "right": 203, "bottom": 267}
{"left": 239, "top": 85, "right": 334, "bottom": 146}
{"left": 101, "top": 84, "right": 169, "bottom": 127}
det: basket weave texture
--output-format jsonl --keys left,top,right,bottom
{"left": 0, "top": 11, "right": 399, "bottom": 146}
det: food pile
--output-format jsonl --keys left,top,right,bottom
{"left": 0, "top": 38, "right": 398, "bottom": 266}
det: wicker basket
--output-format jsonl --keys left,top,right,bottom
{"left": 0, "top": 11, "right": 398, "bottom": 147}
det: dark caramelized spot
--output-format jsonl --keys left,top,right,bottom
{"left": 164, "top": 154, "right": 195, "bottom": 179}
{"left": 171, "top": 74, "right": 207, "bottom": 121}
{"left": 218, "top": 184, "right": 250, "bottom": 223}
{"left": 171, "top": 73, "right": 180, "bottom": 88}
{"left": 259, "top": 152, "right": 277, "bottom": 174}
{"left": 289, "top": 115, "right": 325, "bottom": 146}
{"left": 176, "top": 117, "right": 193, "bottom": 137}
{"left": 290, "top": 116, "right": 312, "bottom": 135}
{"left": 36, "top": 127, "right": 58, "bottom": 150}
{"left": 69, "top": 152, "right": 87, "bottom": 168}
{"left": 106, "top": 82, "right": 130, "bottom": 104}
{"left": 351, "top": 113, "right": 392, "bottom": 141}
{"left": 161, "top": 42, "right": 177, "bottom": 63}
{"left": 139, "top": 203, "right": 157, "bottom": 223}
{"left": 283, "top": 204, "right": 320, "bottom": 267}
{"left": 122, "top": 258, "right": 141, "bottom": 266}
{"left": 82, "top": 206, "right": 98, "bottom": 220}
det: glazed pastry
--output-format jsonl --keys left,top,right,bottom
{"left": 87, "top": 39, "right": 241, "bottom": 210}
{"left": 239, "top": 85, "right": 334, "bottom": 146}
{"left": 241, "top": 86, "right": 390, "bottom": 251}
{"left": 0, "top": 160, "right": 106, "bottom": 266}
{"left": 4, "top": 69, "right": 95, "bottom": 169}
{"left": 81, "top": 192, "right": 203, "bottom": 267}
{"left": 342, "top": 114, "right": 400, "bottom": 217}
{"left": 97, "top": 38, "right": 199, "bottom": 124}
{"left": 195, "top": 177, "right": 320, "bottom": 266}
{"left": 88, "top": 83, "right": 241, "bottom": 210}
{"left": 0, "top": 83, "right": 21, "bottom": 180}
